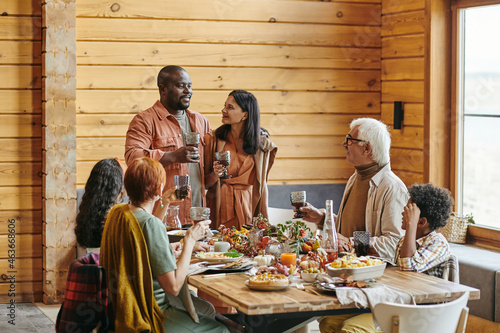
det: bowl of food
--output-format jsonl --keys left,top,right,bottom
{"left": 167, "top": 229, "right": 186, "bottom": 243}
{"left": 301, "top": 271, "right": 318, "bottom": 283}
{"left": 326, "top": 256, "right": 386, "bottom": 281}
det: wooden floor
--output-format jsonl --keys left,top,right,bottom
{"left": 466, "top": 315, "right": 500, "bottom": 333}
{"left": 0, "top": 303, "right": 56, "bottom": 333}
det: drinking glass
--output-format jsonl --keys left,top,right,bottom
{"left": 290, "top": 191, "right": 306, "bottom": 219}
{"left": 174, "top": 175, "right": 189, "bottom": 200}
{"left": 215, "top": 151, "right": 231, "bottom": 178}
{"left": 265, "top": 240, "right": 284, "bottom": 258}
{"left": 190, "top": 207, "right": 210, "bottom": 224}
{"left": 353, "top": 231, "right": 370, "bottom": 257}
{"left": 184, "top": 133, "right": 200, "bottom": 161}
{"left": 190, "top": 207, "right": 213, "bottom": 238}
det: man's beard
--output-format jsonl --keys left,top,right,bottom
{"left": 177, "top": 98, "right": 190, "bottom": 110}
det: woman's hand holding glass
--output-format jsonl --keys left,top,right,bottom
{"left": 153, "top": 186, "right": 183, "bottom": 220}
{"left": 212, "top": 160, "right": 226, "bottom": 178}
{"left": 162, "top": 186, "right": 185, "bottom": 205}
{"left": 184, "top": 220, "right": 211, "bottom": 245}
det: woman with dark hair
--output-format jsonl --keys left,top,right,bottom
{"left": 75, "top": 158, "right": 126, "bottom": 250}
{"left": 204, "top": 90, "right": 277, "bottom": 229}
{"left": 74, "top": 157, "right": 203, "bottom": 256}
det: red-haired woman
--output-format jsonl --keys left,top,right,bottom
{"left": 102, "top": 157, "right": 228, "bottom": 333}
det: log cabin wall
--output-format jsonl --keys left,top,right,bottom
{"left": 2, "top": 0, "right": 419, "bottom": 302}
{"left": 380, "top": 0, "right": 426, "bottom": 186}
{"left": 0, "top": 0, "right": 454, "bottom": 305}
{"left": 75, "top": 0, "right": 382, "bottom": 188}
{"left": 0, "top": 0, "right": 43, "bottom": 302}
{"left": 42, "top": 0, "right": 78, "bottom": 304}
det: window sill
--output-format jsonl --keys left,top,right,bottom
{"left": 466, "top": 225, "right": 500, "bottom": 251}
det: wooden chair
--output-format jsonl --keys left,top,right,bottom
{"left": 373, "top": 292, "right": 469, "bottom": 333}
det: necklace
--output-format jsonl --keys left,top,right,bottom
{"left": 131, "top": 202, "right": 148, "bottom": 213}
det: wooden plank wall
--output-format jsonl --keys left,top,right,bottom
{"left": 0, "top": 0, "right": 43, "bottom": 302}
{"left": 380, "top": 0, "right": 426, "bottom": 185}
{"left": 75, "top": 0, "right": 382, "bottom": 186}
{"left": 42, "top": 0, "right": 78, "bottom": 304}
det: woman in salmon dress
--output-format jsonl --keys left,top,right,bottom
{"left": 204, "top": 90, "right": 277, "bottom": 230}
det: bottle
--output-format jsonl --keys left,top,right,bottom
{"left": 322, "top": 200, "right": 338, "bottom": 263}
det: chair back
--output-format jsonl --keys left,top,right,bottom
{"left": 441, "top": 254, "right": 460, "bottom": 283}
{"left": 55, "top": 252, "right": 110, "bottom": 333}
{"left": 373, "top": 292, "right": 469, "bottom": 333}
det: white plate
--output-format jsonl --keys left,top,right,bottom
{"left": 195, "top": 252, "right": 243, "bottom": 263}
{"left": 326, "top": 262, "right": 386, "bottom": 281}
{"left": 167, "top": 230, "right": 186, "bottom": 236}
{"left": 244, "top": 280, "right": 291, "bottom": 291}
{"left": 167, "top": 230, "right": 218, "bottom": 235}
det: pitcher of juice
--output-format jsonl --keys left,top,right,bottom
{"left": 164, "top": 205, "right": 181, "bottom": 231}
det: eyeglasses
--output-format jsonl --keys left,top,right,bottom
{"left": 345, "top": 134, "right": 367, "bottom": 145}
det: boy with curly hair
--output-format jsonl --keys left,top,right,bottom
{"left": 395, "top": 183, "right": 454, "bottom": 277}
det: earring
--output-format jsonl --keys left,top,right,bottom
{"left": 160, "top": 196, "right": 164, "bottom": 208}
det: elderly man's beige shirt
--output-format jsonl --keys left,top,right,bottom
{"left": 336, "top": 163, "right": 408, "bottom": 262}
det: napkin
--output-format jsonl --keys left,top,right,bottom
{"left": 316, "top": 273, "right": 415, "bottom": 309}
{"left": 188, "top": 262, "right": 211, "bottom": 276}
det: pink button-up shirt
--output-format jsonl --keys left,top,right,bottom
{"left": 125, "top": 100, "right": 211, "bottom": 224}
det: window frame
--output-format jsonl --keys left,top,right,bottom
{"left": 451, "top": 0, "right": 500, "bottom": 246}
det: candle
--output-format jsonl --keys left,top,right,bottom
{"left": 280, "top": 252, "right": 297, "bottom": 268}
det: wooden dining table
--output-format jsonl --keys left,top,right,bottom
{"left": 188, "top": 265, "right": 480, "bottom": 333}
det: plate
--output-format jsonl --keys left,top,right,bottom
{"left": 167, "top": 230, "right": 186, "bottom": 242}
{"left": 167, "top": 230, "right": 218, "bottom": 243}
{"left": 195, "top": 252, "right": 243, "bottom": 263}
{"left": 313, "top": 281, "right": 359, "bottom": 295}
{"left": 203, "top": 263, "right": 253, "bottom": 274}
{"left": 326, "top": 262, "right": 386, "bottom": 281}
{"left": 244, "top": 280, "right": 291, "bottom": 291}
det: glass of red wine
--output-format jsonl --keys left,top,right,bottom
{"left": 174, "top": 175, "right": 189, "bottom": 200}
{"left": 184, "top": 133, "right": 200, "bottom": 161}
{"left": 215, "top": 151, "right": 231, "bottom": 178}
{"left": 290, "top": 191, "right": 306, "bottom": 219}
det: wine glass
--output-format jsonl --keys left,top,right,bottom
{"left": 215, "top": 151, "right": 231, "bottom": 178}
{"left": 190, "top": 207, "right": 210, "bottom": 223}
{"left": 290, "top": 191, "right": 306, "bottom": 219}
{"left": 190, "top": 207, "right": 213, "bottom": 238}
{"left": 174, "top": 175, "right": 189, "bottom": 200}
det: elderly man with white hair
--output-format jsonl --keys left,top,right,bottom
{"left": 299, "top": 117, "right": 408, "bottom": 262}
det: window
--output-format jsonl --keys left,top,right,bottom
{"left": 456, "top": 4, "right": 500, "bottom": 228}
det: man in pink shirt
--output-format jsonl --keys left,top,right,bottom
{"left": 125, "top": 65, "right": 211, "bottom": 224}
